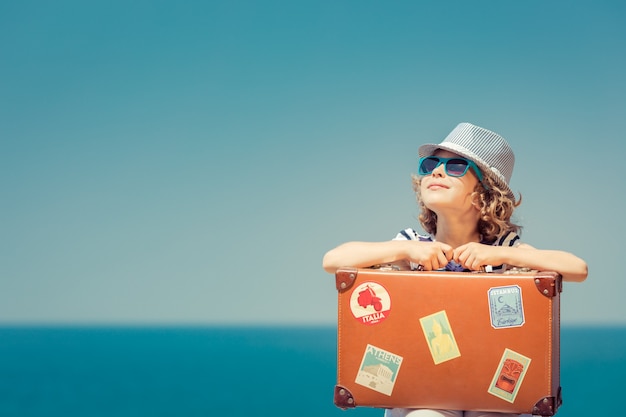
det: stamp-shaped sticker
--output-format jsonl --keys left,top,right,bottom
{"left": 349, "top": 281, "right": 391, "bottom": 325}
{"left": 488, "top": 285, "right": 525, "bottom": 329}
{"left": 488, "top": 348, "right": 532, "bottom": 403}
{"left": 419, "top": 310, "right": 461, "bottom": 364}
{"left": 355, "top": 344, "right": 403, "bottom": 396}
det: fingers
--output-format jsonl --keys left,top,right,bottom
{"left": 418, "top": 243, "right": 453, "bottom": 271}
{"left": 442, "top": 245, "right": 454, "bottom": 264}
{"left": 414, "top": 242, "right": 498, "bottom": 272}
{"left": 453, "top": 243, "right": 493, "bottom": 271}
{"left": 452, "top": 245, "right": 467, "bottom": 264}
{"left": 436, "top": 247, "right": 452, "bottom": 269}
{"left": 454, "top": 246, "right": 480, "bottom": 270}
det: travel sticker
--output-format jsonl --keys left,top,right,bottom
{"left": 355, "top": 344, "right": 403, "bottom": 396}
{"left": 488, "top": 348, "right": 532, "bottom": 403}
{"left": 349, "top": 281, "right": 391, "bottom": 325}
{"left": 488, "top": 285, "right": 525, "bottom": 329}
{"left": 419, "top": 310, "right": 461, "bottom": 364}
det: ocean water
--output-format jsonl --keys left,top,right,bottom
{"left": 0, "top": 326, "right": 623, "bottom": 417}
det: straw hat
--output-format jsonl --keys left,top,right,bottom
{"left": 418, "top": 122, "right": 515, "bottom": 200}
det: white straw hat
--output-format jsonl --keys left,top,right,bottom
{"left": 418, "top": 122, "right": 515, "bottom": 200}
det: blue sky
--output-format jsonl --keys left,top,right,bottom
{"left": 1, "top": 0, "right": 625, "bottom": 325}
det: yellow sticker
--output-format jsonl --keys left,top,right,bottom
{"left": 419, "top": 310, "right": 461, "bottom": 364}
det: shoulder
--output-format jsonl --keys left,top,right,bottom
{"left": 393, "top": 228, "right": 432, "bottom": 241}
{"left": 492, "top": 231, "right": 522, "bottom": 247}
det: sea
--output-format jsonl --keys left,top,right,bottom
{"left": 0, "top": 325, "right": 623, "bottom": 417}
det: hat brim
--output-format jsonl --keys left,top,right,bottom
{"left": 418, "top": 142, "right": 515, "bottom": 201}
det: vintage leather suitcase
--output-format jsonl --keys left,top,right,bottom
{"left": 334, "top": 268, "right": 562, "bottom": 416}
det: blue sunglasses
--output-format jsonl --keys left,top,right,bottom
{"left": 418, "top": 156, "right": 484, "bottom": 182}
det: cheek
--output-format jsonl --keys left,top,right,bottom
{"left": 464, "top": 172, "right": 481, "bottom": 189}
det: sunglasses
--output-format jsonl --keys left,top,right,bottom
{"left": 418, "top": 156, "right": 483, "bottom": 182}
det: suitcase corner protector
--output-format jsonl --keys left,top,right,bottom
{"left": 334, "top": 384, "right": 356, "bottom": 408}
{"left": 335, "top": 268, "right": 358, "bottom": 292}
{"left": 532, "top": 392, "right": 561, "bottom": 416}
{"left": 533, "top": 271, "right": 563, "bottom": 298}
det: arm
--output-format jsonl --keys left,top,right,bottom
{"left": 453, "top": 242, "right": 588, "bottom": 282}
{"left": 322, "top": 240, "right": 453, "bottom": 274}
{"left": 503, "top": 243, "right": 588, "bottom": 282}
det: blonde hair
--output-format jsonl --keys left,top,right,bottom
{"left": 412, "top": 174, "right": 521, "bottom": 244}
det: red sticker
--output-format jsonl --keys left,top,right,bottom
{"left": 349, "top": 281, "right": 391, "bottom": 325}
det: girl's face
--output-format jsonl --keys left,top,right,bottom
{"left": 419, "top": 150, "right": 481, "bottom": 215}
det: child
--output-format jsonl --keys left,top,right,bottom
{"left": 322, "top": 122, "right": 588, "bottom": 417}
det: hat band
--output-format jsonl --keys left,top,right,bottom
{"left": 436, "top": 142, "right": 509, "bottom": 185}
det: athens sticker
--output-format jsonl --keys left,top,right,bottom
{"left": 488, "top": 348, "right": 532, "bottom": 403}
{"left": 349, "top": 281, "right": 391, "bottom": 325}
{"left": 355, "top": 344, "right": 403, "bottom": 396}
{"left": 488, "top": 285, "right": 525, "bottom": 329}
{"left": 419, "top": 310, "right": 461, "bottom": 364}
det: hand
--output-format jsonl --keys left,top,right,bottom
{"left": 405, "top": 241, "right": 454, "bottom": 271}
{"left": 453, "top": 242, "right": 505, "bottom": 271}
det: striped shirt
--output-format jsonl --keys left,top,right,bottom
{"left": 393, "top": 228, "right": 520, "bottom": 272}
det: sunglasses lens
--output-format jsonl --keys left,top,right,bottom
{"left": 446, "top": 159, "right": 469, "bottom": 176}
{"left": 419, "top": 157, "right": 441, "bottom": 175}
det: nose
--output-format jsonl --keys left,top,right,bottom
{"left": 431, "top": 161, "right": 446, "bottom": 177}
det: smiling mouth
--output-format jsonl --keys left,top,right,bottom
{"left": 428, "top": 184, "right": 448, "bottom": 189}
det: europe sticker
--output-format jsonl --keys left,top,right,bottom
{"left": 419, "top": 310, "right": 461, "bottom": 364}
{"left": 355, "top": 344, "right": 403, "bottom": 396}
{"left": 349, "top": 281, "right": 391, "bottom": 325}
{"left": 488, "top": 285, "right": 525, "bottom": 329}
{"left": 488, "top": 348, "right": 532, "bottom": 403}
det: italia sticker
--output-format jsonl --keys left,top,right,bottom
{"left": 355, "top": 344, "right": 403, "bottom": 396}
{"left": 349, "top": 281, "right": 391, "bottom": 325}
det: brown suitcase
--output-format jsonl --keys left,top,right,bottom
{"left": 334, "top": 268, "right": 562, "bottom": 416}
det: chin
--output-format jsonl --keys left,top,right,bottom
{"left": 422, "top": 196, "right": 453, "bottom": 209}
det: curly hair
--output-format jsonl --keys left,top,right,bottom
{"left": 412, "top": 174, "right": 522, "bottom": 244}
